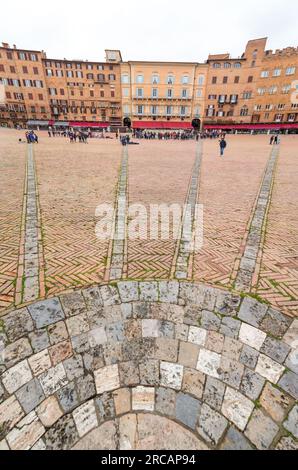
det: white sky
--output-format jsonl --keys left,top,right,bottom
{"left": 2, "top": 0, "right": 298, "bottom": 62}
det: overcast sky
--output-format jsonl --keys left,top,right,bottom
{"left": 2, "top": 0, "right": 298, "bottom": 62}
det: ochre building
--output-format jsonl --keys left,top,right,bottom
{"left": 0, "top": 38, "right": 297, "bottom": 131}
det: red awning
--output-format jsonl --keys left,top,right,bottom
{"left": 132, "top": 121, "right": 192, "bottom": 130}
{"left": 204, "top": 123, "right": 298, "bottom": 130}
{"left": 69, "top": 121, "right": 110, "bottom": 128}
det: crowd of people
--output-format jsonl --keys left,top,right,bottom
{"left": 25, "top": 130, "right": 38, "bottom": 143}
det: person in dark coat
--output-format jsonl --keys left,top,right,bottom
{"left": 219, "top": 137, "right": 227, "bottom": 156}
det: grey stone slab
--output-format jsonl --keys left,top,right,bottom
{"left": 56, "top": 382, "right": 79, "bottom": 412}
{"left": 175, "top": 392, "right": 201, "bottom": 430}
{"left": 139, "top": 282, "right": 159, "bottom": 302}
{"left": 60, "top": 291, "right": 86, "bottom": 318}
{"left": 159, "top": 281, "right": 179, "bottom": 303}
{"left": 28, "top": 298, "right": 65, "bottom": 328}
{"left": 260, "top": 337, "right": 291, "bottom": 364}
{"left": 63, "top": 355, "right": 85, "bottom": 381}
{"left": 260, "top": 308, "right": 292, "bottom": 338}
{"left": 220, "top": 426, "right": 253, "bottom": 450}
{"left": 16, "top": 378, "right": 45, "bottom": 413}
{"left": 3, "top": 308, "right": 34, "bottom": 342}
{"left": 240, "top": 369, "right": 265, "bottom": 400}
{"left": 29, "top": 329, "right": 50, "bottom": 353}
{"left": 44, "top": 415, "right": 79, "bottom": 450}
{"left": 155, "top": 387, "right": 176, "bottom": 417}
{"left": 275, "top": 437, "right": 298, "bottom": 451}
{"left": 117, "top": 281, "right": 139, "bottom": 302}
{"left": 245, "top": 409, "right": 279, "bottom": 450}
{"left": 240, "top": 345, "right": 259, "bottom": 369}
{"left": 159, "top": 321, "right": 175, "bottom": 339}
{"left": 238, "top": 297, "right": 268, "bottom": 327}
{"left": 215, "top": 292, "right": 241, "bottom": 317}
{"left": 283, "top": 405, "right": 298, "bottom": 438}
{"left": 133, "top": 302, "right": 151, "bottom": 319}
{"left": 198, "top": 403, "right": 228, "bottom": 445}
{"left": 139, "top": 359, "right": 160, "bottom": 386}
{"left": 183, "top": 305, "right": 202, "bottom": 326}
{"left": 201, "top": 310, "right": 221, "bottom": 332}
{"left": 220, "top": 317, "right": 241, "bottom": 339}
{"left": 203, "top": 376, "right": 225, "bottom": 412}
{"left": 106, "top": 321, "right": 125, "bottom": 342}
{"left": 219, "top": 357, "right": 244, "bottom": 388}
{"left": 76, "top": 374, "right": 96, "bottom": 402}
{"left": 278, "top": 371, "right": 298, "bottom": 400}
{"left": 95, "top": 392, "right": 115, "bottom": 423}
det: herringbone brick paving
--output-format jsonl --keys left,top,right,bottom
{"left": 255, "top": 138, "right": 298, "bottom": 316}
{"left": 0, "top": 132, "right": 26, "bottom": 310}
{"left": 0, "top": 130, "right": 297, "bottom": 317}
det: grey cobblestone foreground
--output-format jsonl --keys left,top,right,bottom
{"left": 0, "top": 281, "right": 297, "bottom": 450}
{"left": 234, "top": 145, "right": 280, "bottom": 292}
{"left": 173, "top": 141, "right": 203, "bottom": 280}
{"left": 106, "top": 146, "right": 128, "bottom": 281}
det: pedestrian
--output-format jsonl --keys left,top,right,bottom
{"left": 219, "top": 137, "right": 227, "bottom": 157}
{"left": 270, "top": 135, "right": 274, "bottom": 145}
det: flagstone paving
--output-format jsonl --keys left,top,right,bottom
{"left": 0, "top": 281, "right": 297, "bottom": 450}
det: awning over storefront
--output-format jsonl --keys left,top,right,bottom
{"left": 27, "top": 120, "right": 49, "bottom": 126}
{"left": 132, "top": 121, "right": 192, "bottom": 130}
{"left": 204, "top": 123, "right": 298, "bottom": 130}
{"left": 69, "top": 121, "right": 110, "bottom": 128}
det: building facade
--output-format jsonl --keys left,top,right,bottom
{"left": 120, "top": 61, "right": 207, "bottom": 129}
{"left": 0, "top": 38, "right": 297, "bottom": 130}
{"left": 0, "top": 44, "right": 122, "bottom": 128}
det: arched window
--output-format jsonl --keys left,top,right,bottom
{"left": 234, "top": 62, "right": 242, "bottom": 69}
{"left": 213, "top": 63, "right": 221, "bottom": 69}
{"left": 224, "top": 62, "right": 231, "bottom": 69}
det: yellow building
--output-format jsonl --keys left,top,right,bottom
{"left": 120, "top": 61, "right": 207, "bottom": 129}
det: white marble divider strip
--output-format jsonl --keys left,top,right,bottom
{"left": 172, "top": 141, "right": 203, "bottom": 280}
{"left": 105, "top": 146, "right": 129, "bottom": 281}
{"left": 22, "top": 144, "right": 41, "bottom": 302}
{"left": 234, "top": 145, "right": 280, "bottom": 293}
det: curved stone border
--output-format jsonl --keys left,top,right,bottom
{"left": 0, "top": 281, "right": 297, "bottom": 450}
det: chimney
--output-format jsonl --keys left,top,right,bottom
{"left": 2, "top": 42, "right": 9, "bottom": 48}
{"left": 13, "top": 44, "right": 16, "bottom": 49}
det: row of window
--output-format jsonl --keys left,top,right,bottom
{"left": 212, "top": 62, "right": 242, "bottom": 69}
{"left": 122, "top": 88, "right": 203, "bottom": 99}
{"left": 3, "top": 51, "right": 38, "bottom": 61}
{"left": 257, "top": 84, "right": 293, "bottom": 95}
{"left": 211, "top": 75, "right": 243, "bottom": 84}
{"left": 0, "top": 64, "right": 40, "bottom": 75}
{"left": 121, "top": 74, "right": 205, "bottom": 85}
{"left": 0, "top": 78, "right": 43, "bottom": 88}
{"left": 45, "top": 69, "right": 116, "bottom": 80}
{"left": 206, "top": 105, "right": 249, "bottom": 117}
{"left": 254, "top": 103, "right": 297, "bottom": 111}
{"left": 133, "top": 105, "right": 198, "bottom": 116}
{"left": 208, "top": 94, "right": 239, "bottom": 103}
{"left": 48, "top": 87, "right": 115, "bottom": 98}
{"left": 133, "top": 88, "right": 195, "bottom": 99}
{"left": 260, "top": 67, "right": 296, "bottom": 78}
{"left": 44, "top": 61, "right": 113, "bottom": 71}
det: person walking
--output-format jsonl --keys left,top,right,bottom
{"left": 219, "top": 137, "right": 227, "bottom": 157}
{"left": 270, "top": 135, "right": 274, "bottom": 145}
